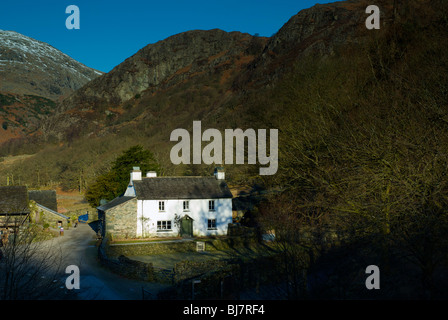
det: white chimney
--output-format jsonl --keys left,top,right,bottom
{"left": 214, "top": 167, "right": 225, "bottom": 180}
{"left": 130, "top": 167, "right": 142, "bottom": 182}
{"left": 146, "top": 171, "right": 157, "bottom": 178}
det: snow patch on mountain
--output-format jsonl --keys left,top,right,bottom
{"left": 0, "top": 30, "right": 103, "bottom": 99}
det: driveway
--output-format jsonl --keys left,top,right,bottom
{"left": 48, "top": 223, "right": 171, "bottom": 300}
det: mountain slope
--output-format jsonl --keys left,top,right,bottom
{"left": 60, "top": 29, "right": 265, "bottom": 109}
{"left": 48, "top": 29, "right": 267, "bottom": 140}
{"left": 1, "top": 0, "right": 430, "bottom": 189}
{"left": 0, "top": 30, "right": 103, "bottom": 101}
{"left": 235, "top": 0, "right": 380, "bottom": 88}
{"left": 43, "top": 0, "right": 374, "bottom": 143}
{"left": 0, "top": 30, "right": 103, "bottom": 145}
{"left": 0, "top": 92, "right": 56, "bottom": 144}
{"left": 0, "top": 0, "right": 381, "bottom": 181}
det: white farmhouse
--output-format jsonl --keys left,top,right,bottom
{"left": 97, "top": 167, "right": 233, "bottom": 239}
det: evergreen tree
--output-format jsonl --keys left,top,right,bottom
{"left": 85, "top": 145, "right": 159, "bottom": 207}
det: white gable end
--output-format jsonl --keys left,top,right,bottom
{"left": 124, "top": 185, "right": 136, "bottom": 197}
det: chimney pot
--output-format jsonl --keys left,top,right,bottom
{"left": 146, "top": 171, "right": 157, "bottom": 178}
{"left": 130, "top": 167, "right": 142, "bottom": 181}
{"left": 214, "top": 167, "right": 225, "bottom": 180}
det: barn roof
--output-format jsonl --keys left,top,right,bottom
{"left": 97, "top": 196, "right": 135, "bottom": 211}
{"left": 28, "top": 190, "right": 58, "bottom": 212}
{"left": 133, "top": 176, "right": 233, "bottom": 200}
{"left": 35, "top": 203, "right": 69, "bottom": 220}
{"left": 0, "top": 186, "right": 30, "bottom": 214}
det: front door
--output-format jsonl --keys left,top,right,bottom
{"left": 181, "top": 216, "right": 193, "bottom": 237}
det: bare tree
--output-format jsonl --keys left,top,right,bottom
{"left": 0, "top": 215, "right": 65, "bottom": 300}
{"left": 257, "top": 193, "right": 328, "bottom": 299}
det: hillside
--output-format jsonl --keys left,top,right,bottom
{"left": 0, "top": 0, "right": 373, "bottom": 186}
{"left": 0, "top": 30, "right": 103, "bottom": 100}
{"left": 0, "top": 0, "right": 445, "bottom": 191}
{"left": 45, "top": 29, "right": 267, "bottom": 143}
{"left": 235, "top": 0, "right": 378, "bottom": 88}
{"left": 0, "top": 92, "right": 56, "bottom": 145}
{"left": 44, "top": 0, "right": 374, "bottom": 143}
{"left": 0, "top": 30, "right": 103, "bottom": 147}
{"left": 1, "top": 0, "right": 448, "bottom": 299}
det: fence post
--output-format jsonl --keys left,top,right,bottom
{"left": 142, "top": 287, "right": 152, "bottom": 300}
{"left": 192, "top": 279, "right": 201, "bottom": 300}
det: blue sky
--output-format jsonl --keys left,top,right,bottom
{"left": 0, "top": 1, "right": 340, "bottom": 73}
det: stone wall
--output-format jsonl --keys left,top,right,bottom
{"left": 162, "top": 255, "right": 284, "bottom": 299}
{"left": 98, "top": 234, "right": 282, "bottom": 298}
{"left": 172, "top": 263, "right": 240, "bottom": 299}
{"left": 173, "top": 259, "right": 230, "bottom": 283}
{"left": 117, "top": 255, "right": 155, "bottom": 281}
{"left": 98, "top": 237, "right": 155, "bottom": 281}
{"left": 104, "top": 198, "right": 137, "bottom": 239}
{"left": 106, "top": 234, "right": 259, "bottom": 257}
{"left": 33, "top": 208, "right": 68, "bottom": 228}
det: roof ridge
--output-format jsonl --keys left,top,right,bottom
{"left": 97, "top": 195, "right": 136, "bottom": 210}
{"left": 133, "top": 175, "right": 232, "bottom": 200}
{"left": 141, "top": 176, "right": 215, "bottom": 179}
{"left": 35, "top": 203, "right": 69, "bottom": 219}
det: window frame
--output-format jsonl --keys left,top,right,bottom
{"left": 158, "top": 201, "right": 165, "bottom": 212}
{"left": 207, "top": 219, "right": 217, "bottom": 230}
{"left": 183, "top": 200, "right": 189, "bottom": 211}
{"left": 208, "top": 200, "right": 215, "bottom": 212}
{"left": 157, "top": 220, "right": 172, "bottom": 231}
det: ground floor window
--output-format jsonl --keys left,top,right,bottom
{"left": 157, "top": 220, "right": 172, "bottom": 231}
{"left": 207, "top": 219, "right": 216, "bottom": 230}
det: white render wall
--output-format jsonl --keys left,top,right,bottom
{"left": 136, "top": 198, "right": 232, "bottom": 237}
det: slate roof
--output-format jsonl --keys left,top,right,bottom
{"left": 97, "top": 196, "right": 135, "bottom": 212}
{"left": 0, "top": 186, "right": 30, "bottom": 214}
{"left": 28, "top": 190, "right": 58, "bottom": 212}
{"left": 36, "top": 203, "right": 69, "bottom": 220}
{"left": 133, "top": 176, "right": 233, "bottom": 200}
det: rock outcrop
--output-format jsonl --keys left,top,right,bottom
{"left": 61, "top": 29, "right": 264, "bottom": 110}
